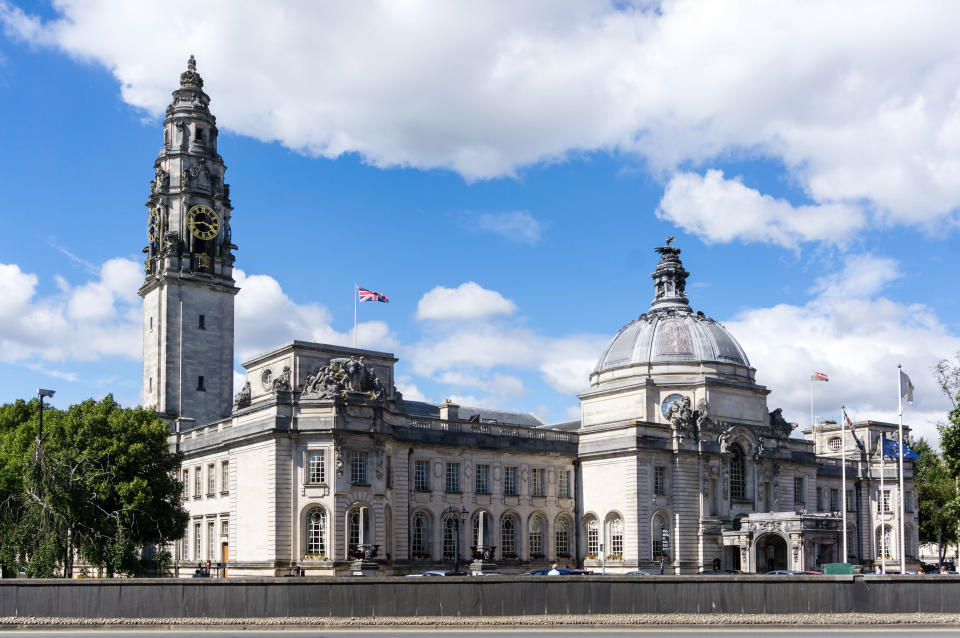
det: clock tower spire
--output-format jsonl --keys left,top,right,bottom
{"left": 140, "top": 56, "right": 239, "bottom": 430}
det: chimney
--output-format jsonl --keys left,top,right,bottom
{"left": 439, "top": 399, "right": 459, "bottom": 422}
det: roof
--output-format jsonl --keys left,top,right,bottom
{"left": 403, "top": 400, "right": 545, "bottom": 428}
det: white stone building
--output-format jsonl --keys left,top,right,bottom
{"left": 141, "top": 59, "right": 918, "bottom": 577}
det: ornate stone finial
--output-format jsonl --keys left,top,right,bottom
{"left": 180, "top": 54, "right": 204, "bottom": 88}
{"left": 650, "top": 238, "right": 690, "bottom": 312}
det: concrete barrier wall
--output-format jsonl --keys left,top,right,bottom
{"left": 1, "top": 575, "right": 959, "bottom": 618}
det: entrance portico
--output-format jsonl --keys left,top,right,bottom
{"left": 722, "top": 512, "right": 841, "bottom": 572}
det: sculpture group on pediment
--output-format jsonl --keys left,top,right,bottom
{"left": 302, "top": 356, "right": 397, "bottom": 403}
{"left": 769, "top": 408, "right": 796, "bottom": 436}
{"left": 272, "top": 366, "right": 292, "bottom": 392}
{"left": 233, "top": 380, "right": 251, "bottom": 409}
{"left": 666, "top": 396, "right": 712, "bottom": 442}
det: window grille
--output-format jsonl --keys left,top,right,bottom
{"left": 654, "top": 466, "right": 666, "bottom": 496}
{"left": 558, "top": 470, "right": 571, "bottom": 498}
{"left": 443, "top": 518, "right": 457, "bottom": 559}
{"left": 306, "top": 508, "right": 326, "bottom": 556}
{"left": 504, "top": 466, "right": 518, "bottom": 496}
{"left": 556, "top": 517, "right": 570, "bottom": 558}
{"left": 830, "top": 488, "right": 839, "bottom": 511}
{"left": 652, "top": 515, "right": 666, "bottom": 559}
{"left": 586, "top": 518, "right": 599, "bottom": 557}
{"left": 475, "top": 464, "right": 490, "bottom": 494}
{"left": 529, "top": 516, "right": 544, "bottom": 557}
{"left": 307, "top": 451, "right": 325, "bottom": 484}
{"left": 730, "top": 445, "right": 746, "bottom": 500}
{"left": 876, "top": 526, "right": 893, "bottom": 559}
{"left": 501, "top": 516, "right": 517, "bottom": 556}
{"left": 412, "top": 512, "right": 428, "bottom": 557}
{"left": 794, "top": 477, "right": 805, "bottom": 503}
{"left": 878, "top": 489, "right": 891, "bottom": 513}
{"left": 220, "top": 460, "right": 229, "bottom": 494}
{"left": 414, "top": 460, "right": 430, "bottom": 491}
{"left": 829, "top": 437, "right": 842, "bottom": 451}
{"left": 351, "top": 451, "right": 368, "bottom": 485}
{"left": 531, "top": 468, "right": 545, "bottom": 496}
{"left": 182, "top": 469, "right": 189, "bottom": 498}
{"left": 194, "top": 466, "right": 202, "bottom": 497}
{"left": 207, "top": 463, "right": 216, "bottom": 495}
{"left": 609, "top": 517, "right": 623, "bottom": 556}
{"left": 207, "top": 521, "right": 215, "bottom": 559}
{"left": 445, "top": 462, "right": 460, "bottom": 493}
{"left": 193, "top": 522, "right": 201, "bottom": 560}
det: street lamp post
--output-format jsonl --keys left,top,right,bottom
{"left": 443, "top": 506, "right": 468, "bottom": 574}
{"left": 36, "top": 388, "right": 55, "bottom": 449}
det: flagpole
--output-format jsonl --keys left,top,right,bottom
{"left": 353, "top": 282, "right": 358, "bottom": 350}
{"left": 897, "top": 364, "right": 906, "bottom": 574}
{"left": 810, "top": 380, "right": 815, "bottom": 428}
{"left": 841, "top": 406, "right": 848, "bottom": 563}
{"left": 880, "top": 440, "right": 886, "bottom": 574}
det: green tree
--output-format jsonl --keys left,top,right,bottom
{"left": 0, "top": 396, "right": 188, "bottom": 577}
{"left": 913, "top": 438, "right": 959, "bottom": 564}
{"left": 937, "top": 352, "right": 960, "bottom": 480}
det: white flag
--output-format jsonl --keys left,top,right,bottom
{"left": 899, "top": 370, "right": 914, "bottom": 403}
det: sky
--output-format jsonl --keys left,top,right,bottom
{"left": 1, "top": 1, "right": 959, "bottom": 444}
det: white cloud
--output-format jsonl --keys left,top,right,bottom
{"left": 416, "top": 281, "right": 517, "bottom": 321}
{"left": 234, "top": 269, "right": 396, "bottom": 361}
{"left": 726, "top": 254, "right": 960, "bottom": 443}
{"left": 395, "top": 375, "right": 427, "bottom": 402}
{"left": 657, "top": 170, "right": 865, "bottom": 247}
{"left": 7, "top": 1, "right": 960, "bottom": 227}
{"left": 436, "top": 371, "right": 526, "bottom": 397}
{"left": 0, "top": 259, "right": 141, "bottom": 362}
{"left": 470, "top": 211, "right": 543, "bottom": 245}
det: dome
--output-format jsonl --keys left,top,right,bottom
{"left": 594, "top": 309, "right": 750, "bottom": 372}
{"left": 594, "top": 239, "right": 750, "bottom": 373}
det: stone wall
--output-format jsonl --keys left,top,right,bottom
{"left": 2, "top": 575, "right": 959, "bottom": 618}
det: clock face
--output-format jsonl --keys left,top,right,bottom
{"left": 661, "top": 393, "right": 685, "bottom": 417}
{"left": 147, "top": 211, "right": 159, "bottom": 242}
{"left": 186, "top": 205, "right": 221, "bottom": 240}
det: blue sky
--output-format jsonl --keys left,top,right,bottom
{"left": 1, "top": 1, "right": 959, "bottom": 441}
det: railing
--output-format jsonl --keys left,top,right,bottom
{"left": 406, "top": 417, "right": 576, "bottom": 443}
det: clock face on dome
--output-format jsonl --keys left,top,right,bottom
{"left": 186, "top": 205, "right": 221, "bottom": 240}
{"left": 661, "top": 394, "right": 685, "bottom": 418}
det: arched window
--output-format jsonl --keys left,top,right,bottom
{"left": 556, "top": 517, "right": 571, "bottom": 558}
{"left": 730, "top": 443, "right": 746, "bottom": 500}
{"left": 529, "top": 516, "right": 545, "bottom": 559}
{"left": 585, "top": 516, "right": 599, "bottom": 558}
{"left": 347, "top": 505, "right": 371, "bottom": 557}
{"left": 876, "top": 525, "right": 894, "bottom": 559}
{"left": 443, "top": 517, "right": 458, "bottom": 559}
{"left": 652, "top": 513, "right": 667, "bottom": 559}
{"left": 306, "top": 507, "right": 327, "bottom": 557}
{"left": 606, "top": 514, "right": 623, "bottom": 558}
{"left": 501, "top": 515, "right": 517, "bottom": 558}
{"left": 412, "top": 512, "right": 429, "bottom": 559}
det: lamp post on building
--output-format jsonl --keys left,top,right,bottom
{"left": 442, "top": 506, "right": 468, "bottom": 574}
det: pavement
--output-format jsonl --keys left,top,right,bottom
{"left": 3, "top": 630, "right": 960, "bottom": 637}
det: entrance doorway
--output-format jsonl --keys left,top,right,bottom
{"left": 755, "top": 533, "right": 788, "bottom": 573}
{"left": 221, "top": 542, "right": 229, "bottom": 577}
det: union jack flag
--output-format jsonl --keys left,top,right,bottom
{"left": 842, "top": 407, "right": 865, "bottom": 451}
{"left": 358, "top": 287, "right": 389, "bottom": 303}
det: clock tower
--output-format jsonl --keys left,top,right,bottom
{"left": 139, "top": 56, "right": 238, "bottom": 430}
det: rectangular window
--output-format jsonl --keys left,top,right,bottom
{"left": 830, "top": 488, "right": 839, "bottom": 512}
{"left": 307, "top": 450, "right": 325, "bottom": 484}
{"left": 878, "top": 489, "right": 891, "bottom": 513}
{"left": 906, "top": 491, "right": 914, "bottom": 513}
{"left": 351, "top": 451, "right": 369, "bottom": 485}
{"left": 587, "top": 520, "right": 599, "bottom": 557}
{"left": 197, "top": 375, "right": 205, "bottom": 391}
{"left": 504, "top": 466, "right": 518, "bottom": 496}
{"left": 207, "top": 463, "right": 216, "bottom": 495}
{"left": 221, "top": 460, "right": 229, "bottom": 494}
{"left": 446, "top": 462, "right": 461, "bottom": 493}
{"left": 221, "top": 519, "right": 229, "bottom": 538}
{"left": 816, "top": 487, "right": 823, "bottom": 511}
{"left": 149, "top": 377, "right": 153, "bottom": 392}
{"left": 207, "top": 521, "right": 215, "bottom": 560}
{"left": 149, "top": 316, "right": 153, "bottom": 332}
{"left": 847, "top": 489, "right": 856, "bottom": 512}
{"left": 654, "top": 466, "right": 666, "bottom": 496}
{"left": 182, "top": 468, "right": 189, "bottom": 498}
{"left": 386, "top": 456, "right": 392, "bottom": 489}
{"left": 194, "top": 522, "right": 201, "bottom": 560}
{"left": 559, "top": 469, "right": 571, "bottom": 498}
{"left": 414, "top": 460, "right": 430, "bottom": 491}
{"left": 198, "top": 314, "right": 205, "bottom": 329}
{"left": 531, "top": 468, "right": 545, "bottom": 496}
{"left": 794, "top": 477, "right": 805, "bottom": 504}
{"left": 194, "top": 466, "right": 202, "bottom": 497}
{"left": 475, "top": 464, "right": 490, "bottom": 494}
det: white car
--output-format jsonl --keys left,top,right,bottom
{"left": 405, "top": 570, "right": 457, "bottom": 577}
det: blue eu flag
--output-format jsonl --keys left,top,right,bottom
{"left": 882, "top": 437, "right": 920, "bottom": 460}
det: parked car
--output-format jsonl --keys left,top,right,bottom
{"left": 624, "top": 570, "right": 653, "bottom": 575}
{"left": 522, "top": 568, "right": 592, "bottom": 576}
{"left": 405, "top": 570, "right": 467, "bottom": 577}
